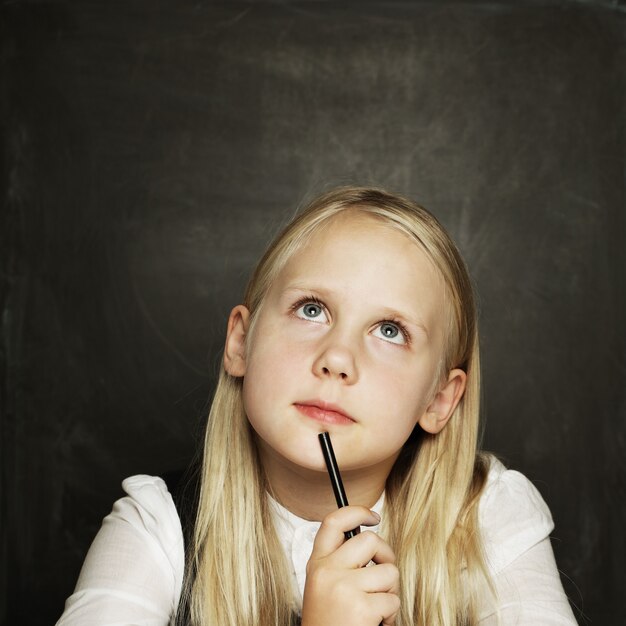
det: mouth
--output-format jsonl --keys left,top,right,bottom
{"left": 294, "top": 400, "right": 356, "bottom": 425}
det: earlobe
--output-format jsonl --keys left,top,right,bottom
{"left": 223, "top": 305, "right": 251, "bottom": 377}
{"left": 418, "top": 368, "right": 467, "bottom": 434}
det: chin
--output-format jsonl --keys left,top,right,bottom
{"left": 250, "top": 425, "right": 324, "bottom": 471}
{"left": 281, "top": 440, "right": 328, "bottom": 472}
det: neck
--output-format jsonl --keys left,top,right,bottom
{"left": 257, "top": 440, "right": 395, "bottom": 521}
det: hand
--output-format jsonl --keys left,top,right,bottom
{"left": 301, "top": 506, "right": 400, "bottom": 626}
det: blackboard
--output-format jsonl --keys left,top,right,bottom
{"left": 1, "top": 1, "right": 624, "bottom": 624}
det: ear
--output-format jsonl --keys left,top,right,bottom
{"left": 418, "top": 368, "right": 467, "bottom": 434}
{"left": 223, "top": 305, "right": 251, "bottom": 377}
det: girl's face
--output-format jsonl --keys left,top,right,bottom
{"left": 227, "top": 213, "right": 463, "bottom": 477}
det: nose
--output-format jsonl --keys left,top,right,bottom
{"left": 312, "top": 337, "right": 359, "bottom": 384}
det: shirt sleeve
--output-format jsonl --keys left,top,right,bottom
{"left": 56, "top": 475, "right": 185, "bottom": 626}
{"left": 477, "top": 460, "right": 578, "bottom": 624}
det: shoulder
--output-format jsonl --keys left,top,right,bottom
{"left": 117, "top": 473, "right": 180, "bottom": 521}
{"left": 112, "top": 474, "right": 185, "bottom": 561}
{"left": 56, "top": 475, "right": 185, "bottom": 625}
{"left": 478, "top": 456, "right": 554, "bottom": 575}
{"left": 104, "top": 474, "right": 185, "bottom": 594}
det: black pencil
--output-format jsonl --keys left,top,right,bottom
{"left": 318, "top": 431, "right": 360, "bottom": 540}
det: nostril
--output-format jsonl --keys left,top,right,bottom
{"left": 317, "top": 363, "right": 352, "bottom": 380}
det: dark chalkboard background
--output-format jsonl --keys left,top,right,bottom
{"left": 1, "top": 1, "right": 624, "bottom": 624}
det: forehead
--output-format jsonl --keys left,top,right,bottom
{"left": 281, "top": 211, "right": 436, "bottom": 278}
{"left": 272, "top": 212, "right": 446, "bottom": 332}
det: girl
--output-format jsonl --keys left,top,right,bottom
{"left": 57, "top": 187, "right": 577, "bottom": 625}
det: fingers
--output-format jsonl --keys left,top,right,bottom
{"left": 303, "top": 566, "right": 400, "bottom": 626}
{"left": 311, "top": 506, "right": 381, "bottom": 560}
{"left": 370, "top": 592, "right": 401, "bottom": 625}
{"left": 351, "top": 562, "right": 399, "bottom": 594}
{"left": 302, "top": 506, "right": 400, "bottom": 626}
{"left": 331, "top": 530, "right": 396, "bottom": 569}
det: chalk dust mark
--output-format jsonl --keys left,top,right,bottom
{"left": 131, "top": 279, "right": 206, "bottom": 376}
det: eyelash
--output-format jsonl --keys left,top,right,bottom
{"left": 291, "top": 295, "right": 324, "bottom": 311}
{"left": 289, "top": 295, "right": 412, "bottom": 346}
{"left": 290, "top": 296, "right": 326, "bottom": 322}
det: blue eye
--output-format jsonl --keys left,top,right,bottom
{"left": 374, "top": 322, "right": 407, "bottom": 345}
{"left": 380, "top": 323, "right": 399, "bottom": 338}
{"left": 302, "top": 303, "right": 322, "bottom": 318}
{"left": 294, "top": 301, "right": 328, "bottom": 323}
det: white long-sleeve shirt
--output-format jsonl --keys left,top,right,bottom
{"left": 56, "top": 458, "right": 578, "bottom": 625}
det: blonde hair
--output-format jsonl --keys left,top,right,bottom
{"left": 178, "top": 187, "right": 492, "bottom": 625}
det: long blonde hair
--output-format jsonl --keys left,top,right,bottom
{"left": 178, "top": 187, "right": 491, "bottom": 625}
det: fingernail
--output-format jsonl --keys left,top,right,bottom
{"left": 370, "top": 510, "right": 381, "bottom": 522}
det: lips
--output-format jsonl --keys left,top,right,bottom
{"left": 294, "top": 401, "right": 355, "bottom": 425}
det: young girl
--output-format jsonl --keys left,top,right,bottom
{"left": 57, "top": 187, "right": 577, "bottom": 625}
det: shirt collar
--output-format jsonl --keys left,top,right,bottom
{"left": 268, "top": 491, "right": 386, "bottom": 534}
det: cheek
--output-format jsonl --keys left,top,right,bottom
{"left": 367, "top": 361, "right": 435, "bottom": 433}
{"left": 247, "top": 332, "right": 303, "bottom": 379}
{"left": 242, "top": 329, "right": 304, "bottom": 416}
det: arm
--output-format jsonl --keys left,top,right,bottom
{"left": 56, "top": 475, "right": 185, "bottom": 626}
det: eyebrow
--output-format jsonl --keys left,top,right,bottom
{"left": 281, "top": 285, "right": 430, "bottom": 338}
